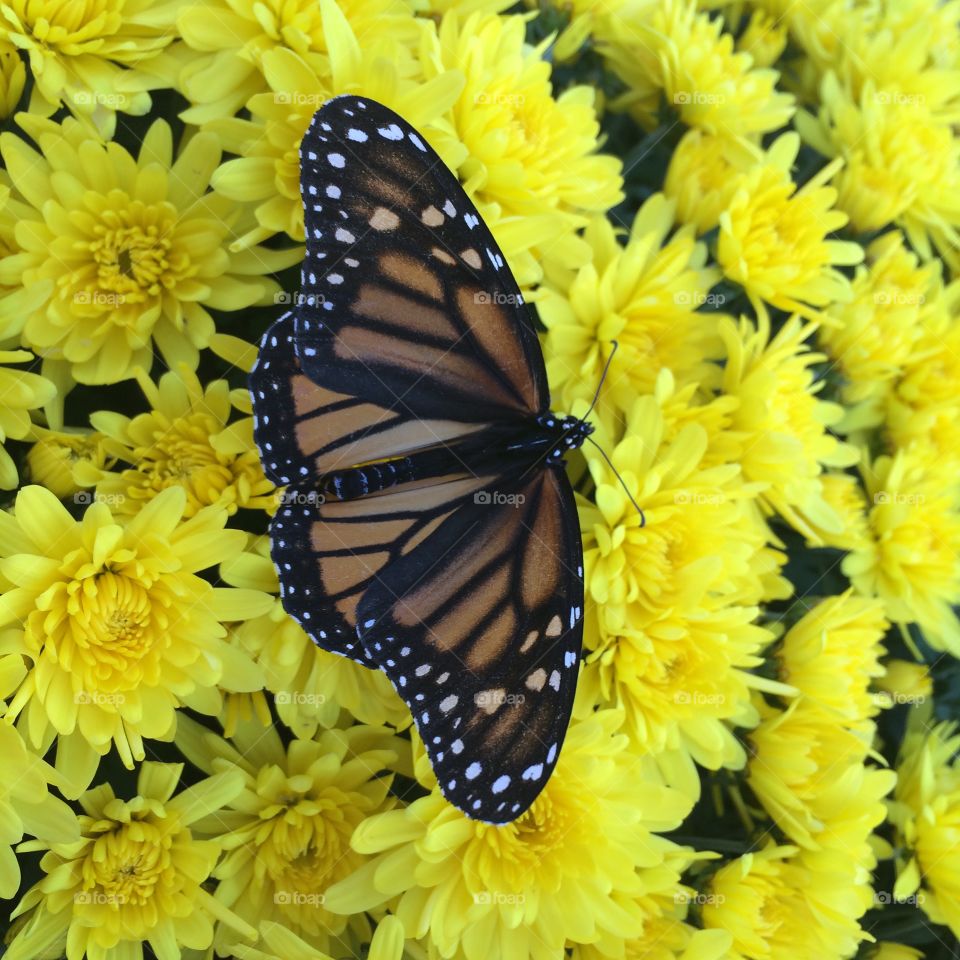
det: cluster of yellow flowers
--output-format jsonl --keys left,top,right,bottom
{"left": 0, "top": 0, "right": 958, "bottom": 958}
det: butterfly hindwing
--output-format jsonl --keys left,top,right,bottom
{"left": 356, "top": 466, "right": 584, "bottom": 824}
{"left": 293, "top": 95, "right": 548, "bottom": 424}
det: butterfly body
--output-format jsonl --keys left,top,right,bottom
{"left": 250, "top": 95, "right": 589, "bottom": 824}
{"left": 320, "top": 414, "right": 593, "bottom": 502}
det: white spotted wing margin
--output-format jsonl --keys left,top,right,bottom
{"left": 355, "top": 466, "right": 584, "bottom": 825}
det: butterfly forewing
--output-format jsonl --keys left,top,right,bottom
{"left": 355, "top": 467, "right": 584, "bottom": 823}
{"left": 293, "top": 95, "right": 548, "bottom": 423}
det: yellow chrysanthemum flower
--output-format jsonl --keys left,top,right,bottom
{"left": 798, "top": 74, "right": 960, "bottom": 264}
{"left": 602, "top": 0, "right": 795, "bottom": 137}
{"left": 0, "top": 37, "right": 25, "bottom": 117}
{"left": 844, "top": 446, "right": 960, "bottom": 654}
{"left": 663, "top": 128, "right": 758, "bottom": 235}
{"left": 0, "top": 485, "right": 271, "bottom": 788}
{"left": 425, "top": 11, "right": 622, "bottom": 275}
{"left": 820, "top": 230, "right": 944, "bottom": 427}
{"left": 539, "top": 194, "right": 722, "bottom": 413}
{"left": 0, "top": 349, "right": 56, "bottom": 488}
{"left": 804, "top": 471, "right": 871, "bottom": 551}
{"left": 886, "top": 295, "right": 960, "bottom": 466}
{"left": 869, "top": 945, "right": 926, "bottom": 960}
{"left": 0, "top": 721, "right": 79, "bottom": 899}
{"left": 777, "top": 593, "right": 888, "bottom": 726}
{"left": 875, "top": 658, "right": 932, "bottom": 709}
{"left": 219, "top": 536, "right": 408, "bottom": 734}
{"left": 703, "top": 843, "right": 873, "bottom": 959}
{"left": 718, "top": 314, "right": 860, "bottom": 540}
{"left": 175, "top": 0, "right": 421, "bottom": 124}
{"left": 74, "top": 365, "right": 275, "bottom": 517}
{"left": 576, "top": 395, "right": 790, "bottom": 767}
{"left": 0, "top": 0, "right": 178, "bottom": 135}
{"left": 7, "top": 761, "right": 255, "bottom": 960}
{"left": 717, "top": 132, "right": 863, "bottom": 321}
{"left": 736, "top": 9, "right": 788, "bottom": 68}
{"left": 0, "top": 113, "right": 297, "bottom": 391}
{"left": 749, "top": 594, "right": 895, "bottom": 849}
{"left": 25, "top": 427, "right": 112, "bottom": 500}
{"left": 175, "top": 714, "right": 403, "bottom": 956}
{"left": 206, "top": 0, "right": 464, "bottom": 251}
{"left": 791, "top": 0, "right": 960, "bottom": 115}
{"left": 230, "top": 915, "right": 407, "bottom": 960}
{"left": 889, "top": 718, "right": 960, "bottom": 939}
{"left": 324, "top": 711, "right": 695, "bottom": 960}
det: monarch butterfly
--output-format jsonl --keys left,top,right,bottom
{"left": 249, "top": 95, "right": 595, "bottom": 824}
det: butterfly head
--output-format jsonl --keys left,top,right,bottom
{"left": 537, "top": 413, "right": 594, "bottom": 463}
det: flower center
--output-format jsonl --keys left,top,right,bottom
{"left": 82, "top": 818, "right": 176, "bottom": 907}
{"left": 90, "top": 214, "right": 175, "bottom": 299}
{"left": 56, "top": 572, "right": 159, "bottom": 690}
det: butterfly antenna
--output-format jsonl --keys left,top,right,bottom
{"left": 583, "top": 340, "right": 619, "bottom": 421}
{"left": 584, "top": 435, "right": 646, "bottom": 527}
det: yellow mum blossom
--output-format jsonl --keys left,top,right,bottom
{"left": 798, "top": 74, "right": 960, "bottom": 263}
{"left": 6, "top": 761, "right": 255, "bottom": 960}
{"left": 749, "top": 595, "right": 894, "bottom": 849}
{"left": 324, "top": 711, "right": 695, "bottom": 960}
{"left": 875, "top": 659, "right": 932, "bottom": 709}
{"left": 219, "top": 536, "right": 408, "bottom": 734}
{"left": 889, "top": 719, "right": 960, "bottom": 939}
{"left": 425, "top": 11, "right": 622, "bottom": 275}
{"left": 717, "top": 132, "right": 863, "bottom": 321}
{"left": 575, "top": 395, "right": 790, "bottom": 768}
{"left": 175, "top": 714, "right": 402, "bottom": 956}
{"left": 718, "top": 314, "right": 860, "bottom": 540}
{"left": 0, "top": 485, "right": 271, "bottom": 788}
{"left": 844, "top": 446, "right": 960, "bottom": 654}
{"left": 0, "top": 722, "right": 80, "bottom": 899}
{"left": 778, "top": 592, "right": 888, "bottom": 725}
{"left": 736, "top": 9, "right": 788, "bottom": 68}
{"left": 0, "top": 114, "right": 296, "bottom": 391}
{"left": 791, "top": 0, "right": 960, "bottom": 115}
{"left": 74, "top": 365, "right": 275, "bottom": 517}
{"left": 803, "top": 471, "right": 871, "bottom": 551}
{"left": 703, "top": 843, "right": 873, "bottom": 959}
{"left": 539, "top": 194, "right": 722, "bottom": 413}
{"left": 572, "top": 850, "right": 733, "bottom": 960}
{"left": 0, "top": 0, "right": 179, "bottom": 135}
{"left": 25, "top": 427, "right": 113, "bottom": 500}
{"left": 207, "top": 0, "right": 464, "bottom": 251}
{"left": 886, "top": 297, "right": 960, "bottom": 466}
{"left": 0, "top": 37, "right": 25, "bottom": 117}
{"left": 663, "top": 128, "right": 758, "bottom": 234}
{"left": 176, "top": 0, "right": 421, "bottom": 124}
{"left": 0, "top": 349, "right": 57, "bottom": 488}
{"left": 820, "top": 230, "right": 943, "bottom": 427}
{"left": 869, "top": 945, "right": 926, "bottom": 960}
{"left": 602, "top": 0, "right": 795, "bottom": 137}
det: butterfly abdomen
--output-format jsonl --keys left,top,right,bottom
{"left": 321, "top": 456, "right": 418, "bottom": 500}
